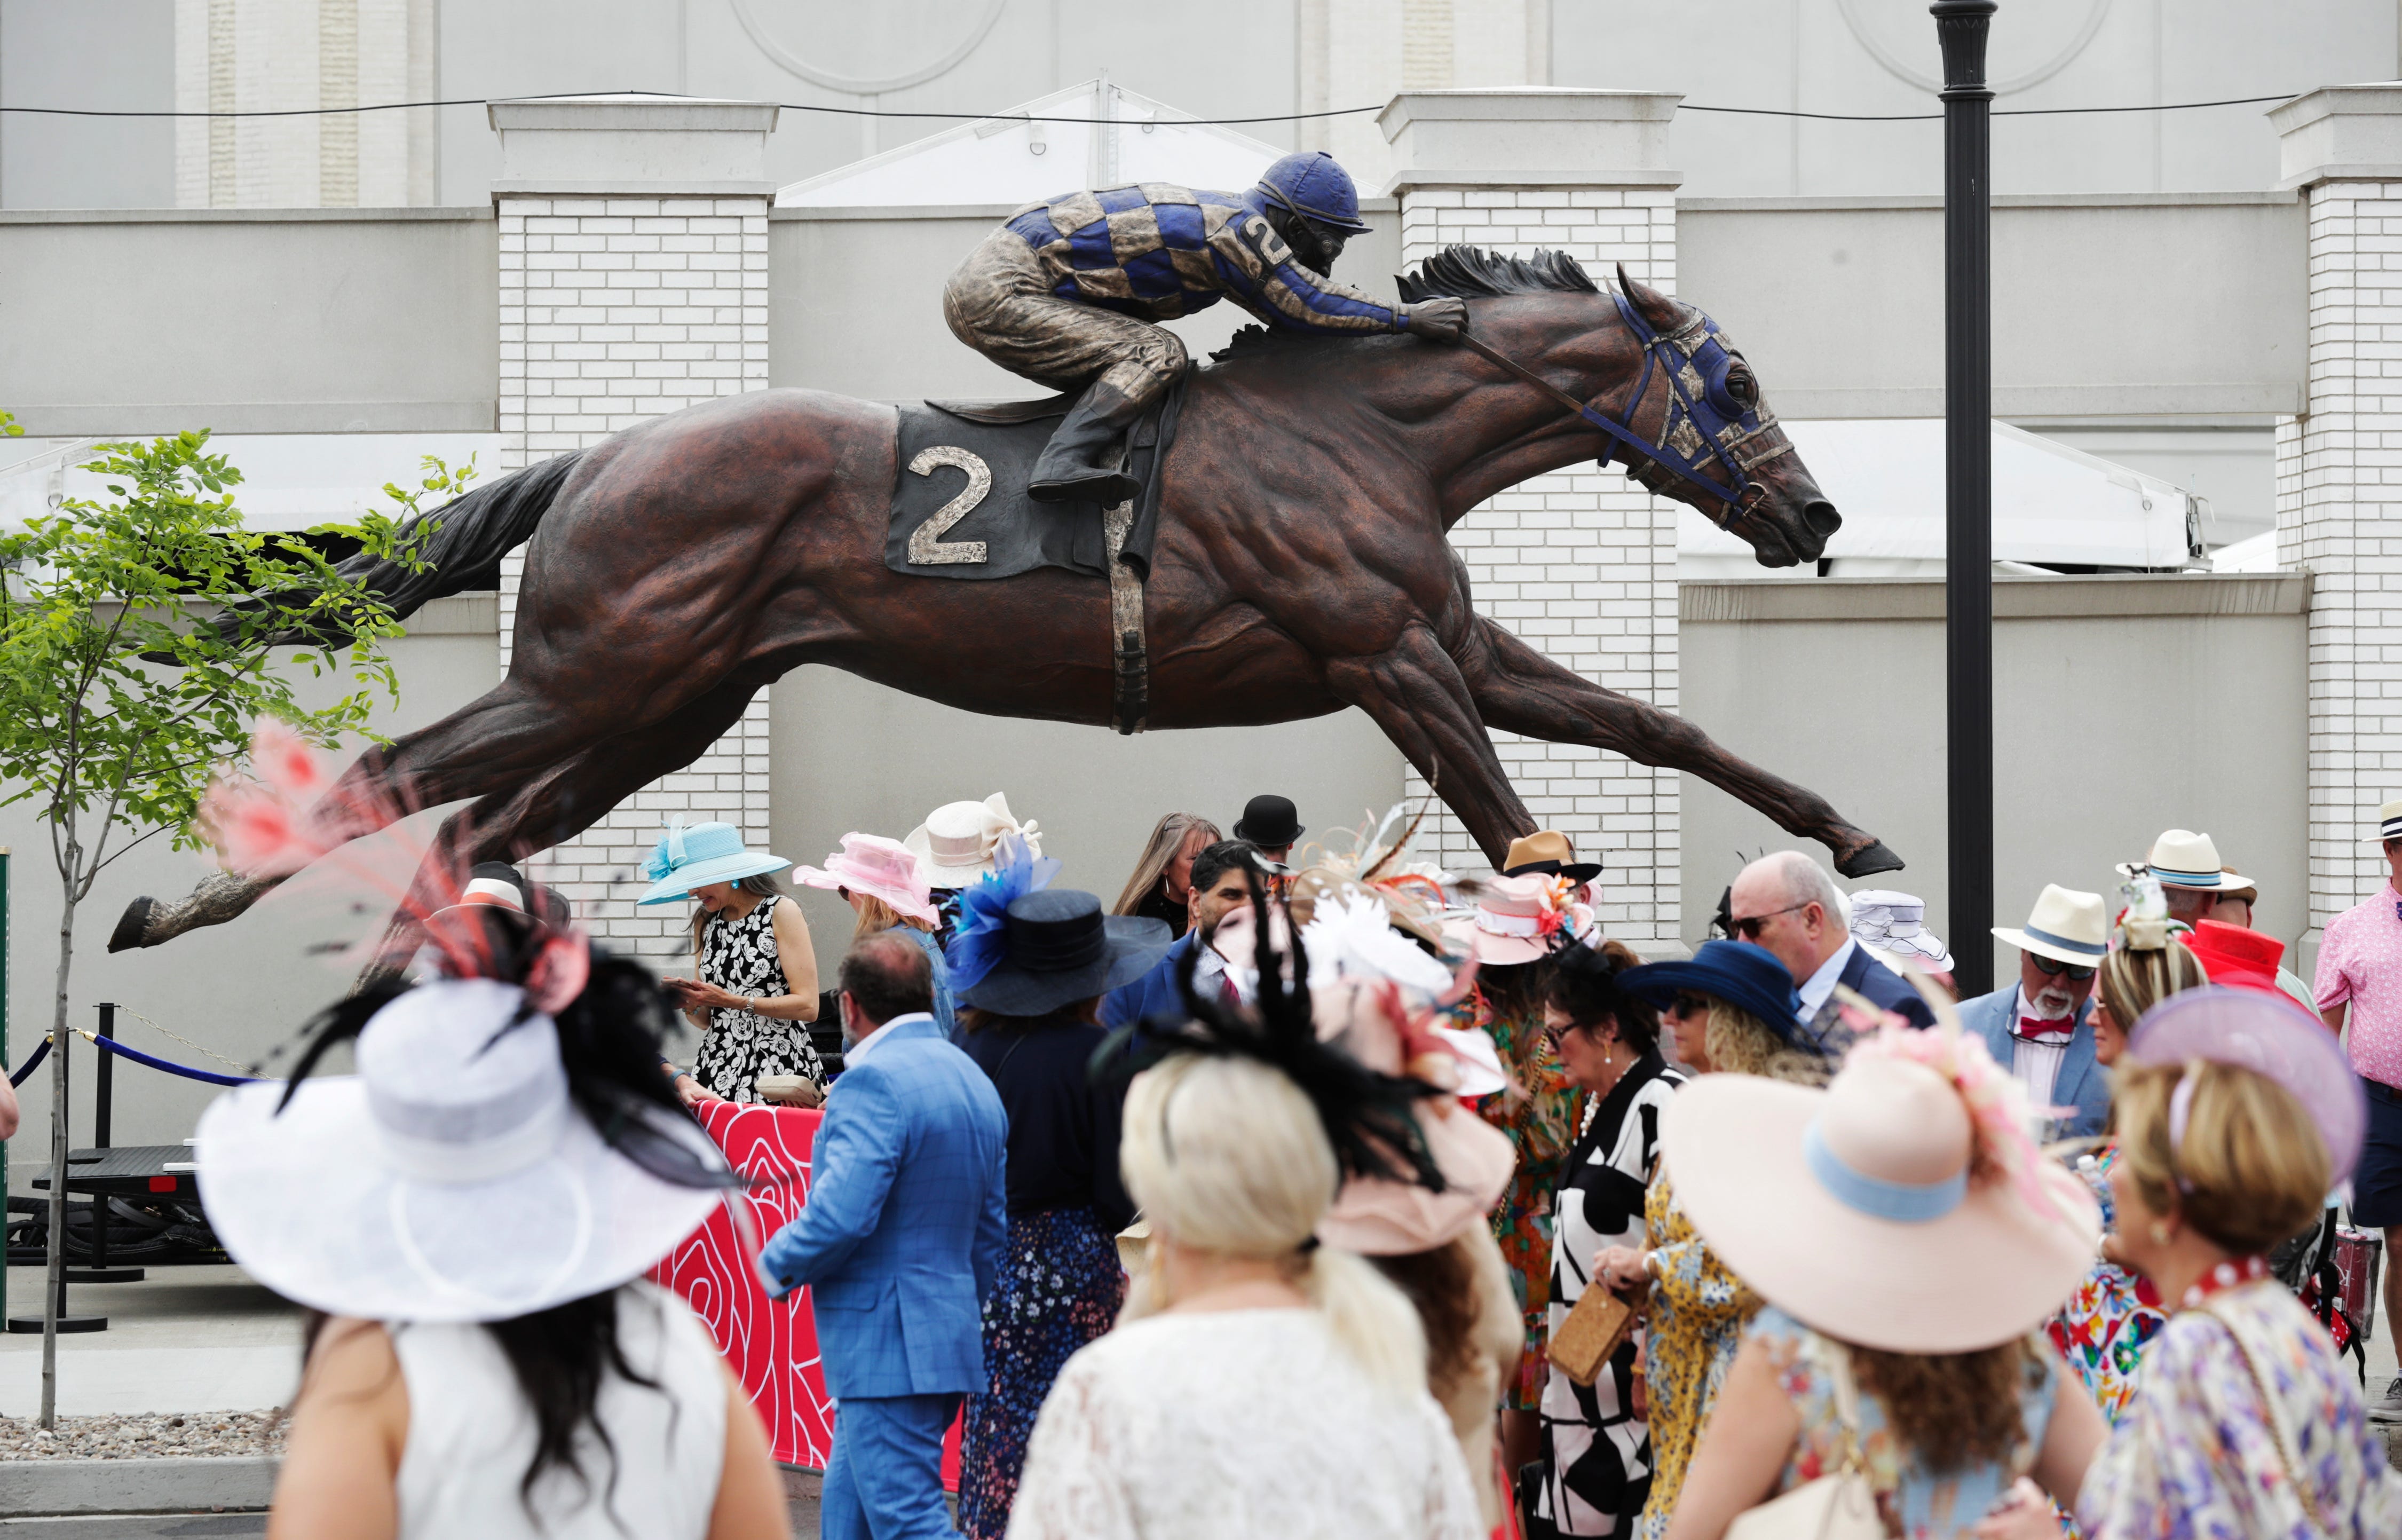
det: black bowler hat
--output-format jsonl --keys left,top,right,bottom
{"left": 954, "top": 888, "right": 1174, "bottom": 1016}
{"left": 1231, "top": 794, "right": 1305, "bottom": 848}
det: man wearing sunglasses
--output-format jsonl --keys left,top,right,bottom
{"left": 1727, "top": 852, "right": 1935, "bottom": 1044}
{"left": 1959, "top": 883, "right": 2113, "bottom": 1139}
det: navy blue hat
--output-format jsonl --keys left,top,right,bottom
{"left": 1254, "top": 151, "right": 1372, "bottom": 234}
{"left": 1617, "top": 940, "right": 1819, "bottom": 1052}
{"left": 954, "top": 888, "right": 1173, "bottom": 1017}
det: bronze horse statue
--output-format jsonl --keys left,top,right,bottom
{"left": 112, "top": 248, "right": 1899, "bottom": 953}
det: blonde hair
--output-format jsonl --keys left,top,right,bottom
{"left": 1119, "top": 1055, "right": 1427, "bottom": 1394}
{"left": 1111, "top": 813, "right": 1223, "bottom": 917}
{"left": 1704, "top": 1000, "right": 1831, "bottom": 1086}
{"left": 2096, "top": 938, "right": 2208, "bottom": 1032}
{"left": 2115, "top": 1059, "right": 2330, "bottom": 1254}
{"left": 850, "top": 893, "right": 934, "bottom": 940}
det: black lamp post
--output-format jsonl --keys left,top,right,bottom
{"left": 1934, "top": 0, "right": 1996, "bottom": 997}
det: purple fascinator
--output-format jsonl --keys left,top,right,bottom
{"left": 944, "top": 832, "right": 1062, "bottom": 993}
{"left": 2126, "top": 986, "right": 2367, "bottom": 1184}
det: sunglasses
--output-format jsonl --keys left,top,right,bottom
{"left": 1729, "top": 901, "right": 1808, "bottom": 941}
{"left": 1664, "top": 993, "right": 1712, "bottom": 1020}
{"left": 2032, "top": 953, "right": 2097, "bottom": 983}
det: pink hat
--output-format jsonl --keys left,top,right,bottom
{"left": 791, "top": 833, "right": 939, "bottom": 927}
{"left": 1661, "top": 1036, "right": 2099, "bottom": 1353}
{"left": 1440, "top": 873, "right": 1590, "bottom": 966}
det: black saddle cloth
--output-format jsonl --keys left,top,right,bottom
{"left": 882, "top": 373, "right": 1188, "bottom": 583}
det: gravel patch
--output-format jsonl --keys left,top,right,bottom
{"left": 0, "top": 1411, "right": 285, "bottom": 1461}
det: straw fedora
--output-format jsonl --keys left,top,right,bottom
{"left": 195, "top": 978, "right": 729, "bottom": 1323}
{"left": 1440, "top": 873, "right": 1591, "bottom": 966}
{"left": 2366, "top": 799, "right": 2402, "bottom": 849}
{"left": 791, "top": 832, "right": 939, "bottom": 927}
{"left": 903, "top": 792, "right": 1041, "bottom": 889}
{"left": 1991, "top": 884, "right": 2107, "bottom": 969}
{"left": 2115, "top": 830, "right": 2253, "bottom": 897}
{"left": 633, "top": 820, "right": 791, "bottom": 906}
{"left": 1662, "top": 1049, "right": 2099, "bottom": 1352}
{"left": 2126, "top": 986, "right": 2368, "bottom": 1184}
{"left": 1500, "top": 830, "right": 1602, "bottom": 883}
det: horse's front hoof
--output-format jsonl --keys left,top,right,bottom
{"left": 107, "top": 897, "right": 157, "bottom": 953}
{"left": 1836, "top": 840, "right": 1905, "bottom": 879}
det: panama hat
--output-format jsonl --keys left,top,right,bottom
{"left": 1663, "top": 1046, "right": 2099, "bottom": 1352}
{"left": 2116, "top": 830, "right": 2253, "bottom": 897}
{"left": 196, "top": 978, "right": 728, "bottom": 1323}
{"left": 2366, "top": 800, "right": 2402, "bottom": 848}
{"left": 1440, "top": 873, "right": 1591, "bottom": 966}
{"left": 1500, "top": 830, "right": 1603, "bottom": 883}
{"left": 633, "top": 820, "right": 789, "bottom": 906}
{"left": 904, "top": 793, "right": 1041, "bottom": 889}
{"left": 1991, "top": 884, "right": 2107, "bottom": 970}
{"left": 1618, "top": 939, "right": 1813, "bottom": 1047}
{"left": 792, "top": 832, "right": 939, "bottom": 926}
{"left": 954, "top": 888, "right": 1174, "bottom": 1016}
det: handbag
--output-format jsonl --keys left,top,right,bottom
{"left": 1725, "top": 1336, "right": 1885, "bottom": 1540}
{"left": 1553, "top": 1283, "right": 1639, "bottom": 1385}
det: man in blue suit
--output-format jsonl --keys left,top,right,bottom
{"left": 1101, "top": 839, "right": 1260, "bottom": 1026}
{"left": 1956, "top": 883, "right": 2114, "bottom": 1139}
{"left": 761, "top": 934, "right": 1008, "bottom": 1539}
{"left": 1729, "top": 852, "right": 1936, "bottom": 1045}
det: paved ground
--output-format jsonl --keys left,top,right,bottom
{"left": 0, "top": 1267, "right": 299, "bottom": 1420}
{"left": 0, "top": 1519, "right": 264, "bottom": 1538}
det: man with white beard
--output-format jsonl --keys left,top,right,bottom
{"left": 1957, "top": 883, "right": 2113, "bottom": 1138}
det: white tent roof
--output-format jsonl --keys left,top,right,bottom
{"left": 777, "top": 77, "right": 1283, "bottom": 209}
{"left": 0, "top": 433, "right": 501, "bottom": 534}
{"left": 1678, "top": 420, "right": 2202, "bottom": 575}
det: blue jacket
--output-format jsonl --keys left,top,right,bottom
{"left": 1826, "top": 943, "right": 1938, "bottom": 1032}
{"left": 758, "top": 1014, "right": 1008, "bottom": 1400}
{"left": 1101, "top": 930, "right": 1199, "bottom": 1031}
{"left": 1956, "top": 984, "right": 2110, "bottom": 1139}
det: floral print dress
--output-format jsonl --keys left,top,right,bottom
{"left": 1634, "top": 1170, "right": 1761, "bottom": 1540}
{"left": 692, "top": 895, "right": 824, "bottom": 1102}
{"left": 2047, "top": 1147, "right": 2166, "bottom": 1423}
{"left": 1473, "top": 982, "right": 1583, "bottom": 1412}
{"left": 2079, "top": 1280, "right": 2402, "bottom": 1539}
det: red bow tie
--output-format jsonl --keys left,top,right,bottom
{"left": 2014, "top": 1017, "right": 2074, "bottom": 1046}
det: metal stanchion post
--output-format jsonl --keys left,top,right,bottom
{"left": 7, "top": 1023, "right": 103, "bottom": 1332}
{"left": 67, "top": 1003, "right": 141, "bottom": 1285}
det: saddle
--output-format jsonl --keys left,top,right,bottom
{"left": 882, "top": 373, "right": 1189, "bottom": 585}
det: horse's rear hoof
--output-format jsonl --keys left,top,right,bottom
{"left": 1836, "top": 840, "right": 1905, "bottom": 879}
{"left": 107, "top": 897, "right": 156, "bottom": 953}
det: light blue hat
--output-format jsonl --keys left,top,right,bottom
{"left": 635, "top": 820, "right": 791, "bottom": 906}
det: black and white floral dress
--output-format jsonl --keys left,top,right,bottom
{"left": 692, "top": 895, "right": 823, "bottom": 1102}
{"left": 1537, "top": 1052, "right": 1685, "bottom": 1537}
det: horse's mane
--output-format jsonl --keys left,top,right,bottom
{"left": 1211, "top": 244, "right": 1599, "bottom": 361}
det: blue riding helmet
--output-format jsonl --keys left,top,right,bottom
{"left": 1254, "top": 151, "right": 1372, "bottom": 234}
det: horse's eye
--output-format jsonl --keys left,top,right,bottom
{"left": 1725, "top": 371, "right": 1758, "bottom": 408}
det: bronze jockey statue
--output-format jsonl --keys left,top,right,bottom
{"left": 944, "top": 151, "right": 1470, "bottom": 505}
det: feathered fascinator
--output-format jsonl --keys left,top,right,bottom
{"left": 1102, "top": 881, "right": 1452, "bottom": 1194}
{"left": 1283, "top": 800, "right": 1452, "bottom": 944}
{"left": 945, "top": 831, "right": 1060, "bottom": 993}
{"left": 2113, "top": 871, "right": 2175, "bottom": 951}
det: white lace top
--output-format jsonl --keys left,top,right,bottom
{"left": 1005, "top": 1307, "right": 1484, "bottom": 1540}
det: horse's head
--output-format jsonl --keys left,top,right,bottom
{"left": 1606, "top": 263, "right": 1840, "bottom": 569}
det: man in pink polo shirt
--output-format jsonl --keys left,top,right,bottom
{"left": 2314, "top": 797, "right": 2402, "bottom": 1422}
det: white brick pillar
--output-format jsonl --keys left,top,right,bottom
{"left": 488, "top": 95, "right": 778, "bottom": 961}
{"left": 1380, "top": 89, "right": 1684, "bottom": 950}
{"left": 2273, "top": 85, "right": 2402, "bottom": 957}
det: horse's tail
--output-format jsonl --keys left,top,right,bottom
{"left": 338, "top": 450, "right": 585, "bottom": 621}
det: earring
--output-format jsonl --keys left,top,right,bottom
{"left": 2149, "top": 1221, "right": 2173, "bottom": 1246}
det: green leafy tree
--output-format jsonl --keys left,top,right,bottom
{"left": 0, "top": 427, "right": 462, "bottom": 1425}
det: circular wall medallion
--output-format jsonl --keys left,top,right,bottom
{"left": 732, "top": 0, "right": 1009, "bottom": 96}
{"left": 1834, "top": 0, "right": 2113, "bottom": 97}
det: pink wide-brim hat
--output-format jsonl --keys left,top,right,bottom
{"left": 1662, "top": 1053, "right": 2099, "bottom": 1353}
{"left": 1440, "top": 872, "right": 1589, "bottom": 966}
{"left": 791, "top": 833, "right": 939, "bottom": 927}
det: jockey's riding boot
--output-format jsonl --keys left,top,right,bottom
{"left": 1027, "top": 382, "right": 1147, "bottom": 506}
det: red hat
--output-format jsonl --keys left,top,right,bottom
{"left": 2183, "top": 919, "right": 2285, "bottom": 996}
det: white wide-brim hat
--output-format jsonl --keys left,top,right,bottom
{"left": 1663, "top": 1055, "right": 2098, "bottom": 1353}
{"left": 2366, "top": 800, "right": 2402, "bottom": 849}
{"left": 1992, "top": 882, "right": 2108, "bottom": 970}
{"left": 196, "top": 979, "right": 725, "bottom": 1322}
{"left": 904, "top": 792, "right": 1040, "bottom": 889}
{"left": 2114, "top": 828, "right": 2252, "bottom": 896}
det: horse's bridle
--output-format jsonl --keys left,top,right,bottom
{"left": 1455, "top": 293, "right": 1796, "bottom": 532}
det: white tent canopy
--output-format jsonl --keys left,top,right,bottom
{"left": 777, "top": 77, "right": 1283, "bottom": 209}
{"left": 1678, "top": 420, "right": 2203, "bottom": 576}
{"left": 0, "top": 434, "right": 500, "bottom": 534}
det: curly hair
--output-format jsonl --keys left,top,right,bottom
{"left": 1846, "top": 1336, "right": 2050, "bottom": 1473}
{"left": 1366, "top": 1232, "right": 1487, "bottom": 1409}
{"left": 1704, "top": 1000, "right": 1830, "bottom": 1086}
{"left": 1542, "top": 939, "right": 1661, "bottom": 1057}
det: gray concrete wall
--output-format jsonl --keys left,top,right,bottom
{"left": 0, "top": 209, "right": 496, "bottom": 437}
{"left": 1679, "top": 193, "right": 2306, "bottom": 423}
{"left": 0, "top": 0, "right": 176, "bottom": 210}
{"left": 3, "top": 597, "right": 501, "bottom": 1184}
{"left": 1678, "top": 575, "right": 2309, "bottom": 986}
